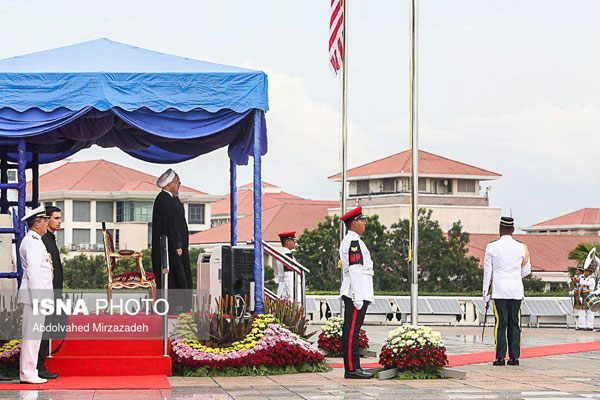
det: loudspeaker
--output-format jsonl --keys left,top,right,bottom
{"left": 221, "top": 246, "right": 255, "bottom": 305}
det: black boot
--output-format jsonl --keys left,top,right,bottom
{"left": 492, "top": 359, "right": 505, "bottom": 366}
{"left": 345, "top": 370, "right": 374, "bottom": 379}
{"left": 507, "top": 358, "right": 519, "bottom": 366}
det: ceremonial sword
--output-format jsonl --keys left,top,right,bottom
{"left": 482, "top": 279, "right": 492, "bottom": 342}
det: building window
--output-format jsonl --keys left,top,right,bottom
{"left": 56, "top": 229, "right": 65, "bottom": 248}
{"left": 72, "top": 201, "right": 91, "bottom": 222}
{"left": 418, "top": 178, "right": 427, "bottom": 193}
{"left": 72, "top": 228, "right": 90, "bottom": 246}
{"left": 382, "top": 178, "right": 395, "bottom": 193}
{"left": 115, "top": 229, "right": 120, "bottom": 250}
{"left": 96, "top": 229, "right": 104, "bottom": 246}
{"left": 116, "top": 201, "right": 153, "bottom": 222}
{"left": 356, "top": 180, "right": 369, "bottom": 195}
{"left": 457, "top": 179, "right": 476, "bottom": 193}
{"left": 189, "top": 204, "right": 205, "bottom": 224}
{"left": 44, "top": 201, "right": 53, "bottom": 208}
{"left": 7, "top": 170, "right": 16, "bottom": 182}
{"left": 56, "top": 201, "right": 65, "bottom": 220}
{"left": 96, "top": 201, "right": 114, "bottom": 222}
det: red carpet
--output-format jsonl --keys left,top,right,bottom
{"left": 329, "top": 340, "right": 600, "bottom": 369}
{"left": 41, "top": 314, "right": 171, "bottom": 376}
{"left": 0, "top": 375, "right": 171, "bottom": 390}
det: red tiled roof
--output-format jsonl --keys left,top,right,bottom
{"left": 26, "top": 160, "right": 205, "bottom": 194}
{"left": 328, "top": 150, "right": 501, "bottom": 180}
{"left": 466, "top": 233, "right": 600, "bottom": 272}
{"left": 191, "top": 201, "right": 338, "bottom": 244}
{"left": 239, "top": 181, "right": 279, "bottom": 189}
{"left": 211, "top": 182, "right": 323, "bottom": 216}
{"left": 533, "top": 208, "right": 600, "bottom": 227}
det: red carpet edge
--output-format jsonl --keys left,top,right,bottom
{"left": 328, "top": 340, "right": 600, "bottom": 369}
{"left": 0, "top": 375, "right": 171, "bottom": 391}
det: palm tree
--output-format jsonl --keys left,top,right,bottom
{"left": 568, "top": 242, "right": 600, "bottom": 266}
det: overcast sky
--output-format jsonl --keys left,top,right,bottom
{"left": 1, "top": 0, "right": 599, "bottom": 230}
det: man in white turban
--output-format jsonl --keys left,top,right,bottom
{"left": 151, "top": 169, "right": 193, "bottom": 312}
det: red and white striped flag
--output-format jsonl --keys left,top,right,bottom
{"left": 329, "top": 0, "right": 344, "bottom": 74}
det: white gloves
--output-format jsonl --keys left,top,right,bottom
{"left": 354, "top": 300, "right": 363, "bottom": 310}
{"left": 483, "top": 294, "right": 491, "bottom": 303}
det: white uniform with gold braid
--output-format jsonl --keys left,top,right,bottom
{"left": 18, "top": 206, "right": 53, "bottom": 383}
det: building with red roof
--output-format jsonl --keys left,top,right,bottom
{"left": 466, "top": 233, "right": 600, "bottom": 290}
{"left": 191, "top": 200, "right": 338, "bottom": 246}
{"left": 523, "top": 208, "right": 600, "bottom": 236}
{"left": 210, "top": 181, "right": 304, "bottom": 226}
{"left": 25, "top": 159, "right": 219, "bottom": 252}
{"left": 328, "top": 150, "right": 502, "bottom": 233}
{"left": 194, "top": 181, "right": 337, "bottom": 245}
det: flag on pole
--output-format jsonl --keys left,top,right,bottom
{"left": 329, "top": 0, "right": 344, "bottom": 74}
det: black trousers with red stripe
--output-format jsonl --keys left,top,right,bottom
{"left": 342, "top": 295, "right": 370, "bottom": 372}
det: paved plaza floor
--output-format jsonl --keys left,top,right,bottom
{"left": 2, "top": 326, "right": 600, "bottom": 399}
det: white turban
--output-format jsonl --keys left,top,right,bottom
{"left": 157, "top": 169, "right": 176, "bottom": 188}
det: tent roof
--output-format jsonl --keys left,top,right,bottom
{"left": 0, "top": 38, "right": 268, "bottom": 112}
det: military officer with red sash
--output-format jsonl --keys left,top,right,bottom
{"left": 339, "top": 206, "right": 374, "bottom": 379}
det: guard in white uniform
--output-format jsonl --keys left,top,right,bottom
{"left": 18, "top": 205, "right": 53, "bottom": 384}
{"left": 579, "top": 266, "right": 596, "bottom": 331}
{"left": 339, "top": 206, "right": 374, "bottom": 379}
{"left": 276, "top": 231, "right": 298, "bottom": 302}
{"left": 483, "top": 216, "right": 531, "bottom": 366}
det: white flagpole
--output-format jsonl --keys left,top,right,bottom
{"left": 339, "top": 0, "right": 349, "bottom": 314}
{"left": 409, "top": 0, "right": 419, "bottom": 325}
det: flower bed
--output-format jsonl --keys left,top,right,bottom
{"left": 171, "top": 314, "right": 327, "bottom": 376}
{"left": 0, "top": 340, "right": 21, "bottom": 377}
{"left": 317, "top": 317, "right": 368, "bottom": 356}
{"left": 379, "top": 325, "right": 448, "bottom": 379}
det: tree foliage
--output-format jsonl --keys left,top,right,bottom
{"left": 295, "top": 210, "right": 484, "bottom": 293}
{"left": 568, "top": 242, "right": 600, "bottom": 266}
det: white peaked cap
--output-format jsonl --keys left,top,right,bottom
{"left": 21, "top": 205, "right": 47, "bottom": 222}
{"left": 157, "top": 168, "right": 176, "bottom": 188}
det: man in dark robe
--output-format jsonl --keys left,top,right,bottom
{"left": 151, "top": 169, "right": 192, "bottom": 313}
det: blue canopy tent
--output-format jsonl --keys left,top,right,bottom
{"left": 0, "top": 38, "right": 268, "bottom": 312}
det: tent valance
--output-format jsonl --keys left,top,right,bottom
{"left": 0, "top": 106, "right": 266, "bottom": 165}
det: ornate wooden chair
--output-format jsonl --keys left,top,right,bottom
{"left": 102, "top": 222, "right": 156, "bottom": 305}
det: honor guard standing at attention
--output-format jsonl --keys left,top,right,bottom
{"left": 482, "top": 216, "right": 531, "bottom": 366}
{"left": 569, "top": 266, "right": 585, "bottom": 330}
{"left": 579, "top": 254, "right": 597, "bottom": 331}
{"left": 276, "top": 232, "right": 297, "bottom": 301}
{"left": 17, "top": 206, "right": 52, "bottom": 384}
{"left": 339, "top": 207, "right": 374, "bottom": 379}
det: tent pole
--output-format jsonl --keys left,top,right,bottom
{"left": 253, "top": 111, "right": 263, "bottom": 314}
{"left": 409, "top": 0, "right": 419, "bottom": 326}
{"left": 230, "top": 160, "right": 237, "bottom": 246}
{"left": 16, "top": 139, "right": 26, "bottom": 286}
{"left": 32, "top": 153, "right": 39, "bottom": 207}
{"left": 1, "top": 153, "right": 7, "bottom": 214}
